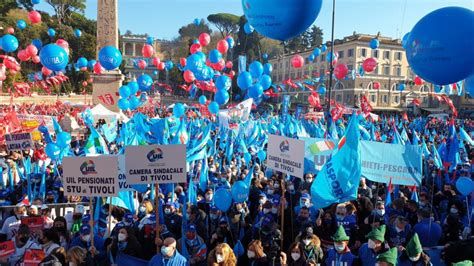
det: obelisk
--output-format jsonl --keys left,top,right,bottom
{"left": 91, "top": 0, "right": 123, "bottom": 112}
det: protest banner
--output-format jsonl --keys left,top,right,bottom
{"left": 62, "top": 156, "right": 118, "bottom": 197}
{"left": 125, "top": 144, "right": 186, "bottom": 184}
{"left": 266, "top": 134, "right": 305, "bottom": 178}
{"left": 118, "top": 154, "right": 134, "bottom": 191}
{"left": 0, "top": 240, "right": 15, "bottom": 258}
{"left": 0, "top": 113, "right": 55, "bottom": 131}
{"left": 23, "top": 249, "right": 45, "bottom": 266}
{"left": 218, "top": 99, "right": 253, "bottom": 130}
{"left": 5, "top": 132, "right": 33, "bottom": 152}
{"left": 21, "top": 216, "right": 44, "bottom": 230}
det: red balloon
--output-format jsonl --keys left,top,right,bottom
{"left": 80, "top": 67, "right": 87, "bottom": 72}
{"left": 4, "top": 57, "right": 18, "bottom": 69}
{"left": 228, "top": 70, "right": 236, "bottom": 79}
{"left": 26, "top": 44, "right": 38, "bottom": 56}
{"left": 225, "top": 61, "right": 233, "bottom": 69}
{"left": 137, "top": 59, "right": 147, "bottom": 70}
{"left": 28, "top": 10, "right": 42, "bottom": 24}
{"left": 93, "top": 62, "right": 103, "bottom": 74}
{"left": 157, "top": 62, "right": 165, "bottom": 71}
{"left": 291, "top": 55, "right": 304, "bottom": 68}
{"left": 152, "top": 57, "right": 160, "bottom": 66}
{"left": 32, "top": 55, "right": 40, "bottom": 64}
{"left": 183, "top": 70, "right": 195, "bottom": 83}
{"left": 42, "top": 66, "right": 52, "bottom": 76}
{"left": 82, "top": 81, "right": 88, "bottom": 87}
{"left": 190, "top": 43, "right": 202, "bottom": 54}
{"left": 334, "top": 64, "right": 348, "bottom": 80}
{"left": 362, "top": 58, "right": 377, "bottom": 72}
{"left": 88, "top": 78, "right": 94, "bottom": 83}
{"left": 198, "top": 33, "right": 211, "bottom": 46}
{"left": 414, "top": 76, "right": 423, "bottom": 85}
{"left": 56, "top": 39, "right": 69, "bottom": 49}
{"left": 213, "top": 59, "right": 225, "bottom": 71}
{"left": 142, "top": 44, "right": 154, "bottom": 58}
{"left": 6, "top": 27, "right": 14, "bottom": 34}
{"left": 217, "top": 39, "right": 229, "bottom": 54}
{"left": 308, "top": 94, "right": 320, "bottom": 107}
{"left": 180, "top": 57, "right": 187, "bottom": 67}
{"left": 373, "top": 82, "right": 381, "bottom": 90}
{"left": 205, "top": 59, "right": 212, "bottom": 66}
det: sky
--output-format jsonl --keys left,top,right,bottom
{"left": 35, "top": 0, "right": 473, "bottom": 41}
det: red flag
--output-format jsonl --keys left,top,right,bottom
{"left": 360, "top": 95, "right": 372, "bottom": 114}
{"left": 402, "top": 112, "right": 408, "bottom": 121}
{"left": 387, "top": 177, "right": 393, "bottom": 193}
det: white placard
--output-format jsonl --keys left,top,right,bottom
{"left": 125, "top": 145, "right": 186, "bottom": 184}
{"left": 266, "top": 134, "right": 305, "bottom": 178}
{"left": 118, "top": 154, "right": 134, "bottom": 191}
{"left": 5, "top": 132, "right": 33, "bottom": 152}
{"left": 62, "top": 156, "right": 118, "bottom": 197}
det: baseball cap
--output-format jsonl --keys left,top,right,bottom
{"left": 187, "top": 224, "right": 197, "bottom": 232}
{"left": 80, "top": 224, "right": 91, "bottom": 235}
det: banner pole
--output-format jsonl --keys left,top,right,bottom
{"left": 155, "top": 183, "right": 160, "bottom": 253}
{"left": 280, "top": 178, "right": 285, "bottom": 249}
{"left": 89, "top": 197, "right": 95, "bottom": 257}
{"left": 107, "top": 197, "right": 113, "bottom": 237}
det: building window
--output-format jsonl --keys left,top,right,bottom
{"left": 395, "top": 66, "right": 402, "bottom": 76}
{"left": 336, "top": 94, "right": 342, "bottom": 102}
{"left": 284, "top": 74, "right": 289, "bottom": 80}
{"left": 304, "top": 70, "right": 309, "bottom": 76}
{"left": 320, "top": 55, "right": 325, "bottom": 62}
{"left": 320, "top": 68, "right": 325, "bottom": 75}
{"left": 278, "top": 74, "right": 282, "bottom": 81}
{"left": 374, "top": 66, "right": 379, "bottom": 75}
{"left": 345, "top": 94, "right": 350, "bottom": 103}
{"left": 383, "top": 95, "right": 388, "bottom": 103}
{"left": 274, "top": 63, "right": 277, "bottom": 70}
{"left": 280, "top": 62, "right": 283, "bottom": 69}
{"left": 422, "top": 97, "right": 428, "bottom": 104}
{"left": 384, "top": 51, "right": 390, "bottom": 60}
{"left": 373, "top": 50, "right": 379, "bottom": 58}
{"left": 338, "top": 50, "right": 344, "bottom": 59}
{"left": 347, "top": 64, "right": 354, "bottom": 71}
{"left": 125, "top": 43, "right": 133, "bottom": 56}
{"left": 305, "top": 58, "right": 309, "bottom": 64}
{"left": 383, "top": 65, "right": 390, "bottom": 75}
{"left": 393, "top": 96, "right": 400, "bottom": 104}
{"left": 285, "top": 61, "right": 289, "bottom": 68}
{"left": 348, "top": 49, "right": 354, "bottom": 57}
{"left": 135, "top": 44, "right": 143, "bottom": 56}
{"left": 291, "top": 73, "right": 296, "bottom": 79}
{"left": 396, "top": 52, "right": 402, "bottom": 60}
{"left": 370, "top": 94, "right": 376, "bottom": 103}
{"left": 361, "top": 48, "right": 367, "bottom": 57}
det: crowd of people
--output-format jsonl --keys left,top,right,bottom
{"left": 0, "top": 106, "right": 473, "bottom": 266}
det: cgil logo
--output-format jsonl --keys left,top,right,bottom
{"left": 43, "top": 56, "right": 65, "bottom": 65}
{"left": 147, "top": 148, "right": 164, "bottom": 162}
{"left": 279, "top": 140, "right": 290, "bottom": 153}
{"left": 80, "top": 160, "right": 97, "bottom": 175}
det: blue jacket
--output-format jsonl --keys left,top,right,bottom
{"left": 413, "top": 218, "right": 442, "bottom": 247}
{"left": 70, "top": 235, "right": 106, "bottom": 261}
{"left": 148, "top": 251, "right": 188, "bottom": 266}
{"left": 335, "top": 215, "right": 357, "bottom": 238}
{"left": 358, "top": 243, "right": 390, "bottom": 266}
{"left": 325, "top": 248, "right": 357, "bottom": 266}
{"left": 387, "top": 224, "right": 412, "bottom": 247}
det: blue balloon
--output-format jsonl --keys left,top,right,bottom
{"left": 237, "top": 71, "right": 253, "bottom": 90}
{"left": 32, "top": 0, "right": 40, "bottom": 4}
{"left": 87, "top": 59, "right": 96, "bottom": 70}
{"left": 146, "top": 36, "right": 154, "bottom": 45}
{"left": 98, "top": 46, "right": 123, "bottom": 70}
{"left": 313, "top": 48, "right": 321, "bottom": 56}
{"left": 257, "top": 150, "right": 266, "bottom": 161}
{"left": 263, "top": 63, "right": 273, "bottom": 75}
{"left": 465, "top": 75, "right": 474, "bottom": 96}
{"left": 319, "top": 85, "right": 326, "bottom": 94}
{"left": 243, "top": 0, "right": 322, "bottom": 41}
{"left": 321, "top": 44, "right": 327, "bottom": 52}
{"left": 381, "top": 135, "right": 387, "bottom": 142}
{"left": 129, "top": 96, "right": 140, "bottom": 110}
{"left": 456, "top": 177, "right": 474, "bottom": 196}
{"left": 249, "top": 61, "right": 264, "bottom": 79}
{"left": 308, "top": 54, "right": 315, "bottom": 62}
{"left": 117, "top": 98, "right": 130, "bottom": 110}
{"left": 165, "top": 60, "right": 174, "bottom": 71}
{"left": 47, "top": 28, "right": 56, "bottom": 37}
{"left": 1, "top": 34, "right": 19, "bottom": 52}
{"left": 406, "top": 7, "right": 474, "bottom": 85}
{"left": 186, "top": 54, "right": 205, "bottom": 73}
{"left": 193, "top": 39, "right": 200, "bottom": 44}
{"left": 32, "top": 38, "right": 42, "bottom": 50}
{"left": 74, "top": 29, "right": 82, "bottom": 38}
{"left": 215, "top": 89, "right": 230, "bottom": 105}
{"left": 216, "top": 75, "right": 231, "bottom": 91}
{"left": 173, "top": 103, "right": 186, "bottom": 118}
{"left": 209, "top": 49, "right": 222, "bottom": 64}
{"left": 128, "top": 81, "right": 139, "bottom": 95}
{"left": 249, "top": 83, "right": 263, "bottom": 98}
{"left": 369, "top": 38, "right": 380, "bottom": 49}
{"left": 243, "top": 152, "right": 251, "bottom": 164}
{"left": 76, "top": 57, "right": 88, "bottom": 68}
{"left": 401, "top": 32, "right": 410, "bottom": 49}
{"left": 326, "top": 52, "right": 337, "bottom": 62}
{"left": 45, "top": 143, "right": 60, "bottom": 160}
{"left": 262, "top": 53, "right": 268, "bottom": 60}
{"left": 214, "top": 188, "right": 232, "bottom": 212}
{"left": 244, "top": 22, "right": 254, "bottom": 35}
{"left": 56, "top": 132, "right": 71, "bottom": 149}
{"left": 226, "top": 37, "right": 235, "bottom": 49}
{"left": 199, "top": 95, "right": 207, "bottom": 105}
{"left": 17, "top": 20, "right": 27, "bottom": 30}
{"left": 39, "top": 44, "right": 69, "bottom": 71}
{"left": 119, "top": 85, "right": 131, "bottom": 98}
{"left": 231, "top": 181, "right": 249, "bottom": 203}
{"left": 260, "top": 75, "right": 272, "bottom": 90}
{"left": 153, "top": 70, "right": 158, "bottom": 75}
{"left": 398, "top": 83, "right": 406, "bottom": 91}
{"left": 193, "top": 18, "right": 201, "bottom": 26}
{"left": 137, "top": 74, "right": 153, "bottom": 91}
{"left": 208, "top": 101, "right": 219, "bottom": 114}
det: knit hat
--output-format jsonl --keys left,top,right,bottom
{"left": 376, "top": 247, "right": 398, "bottom": 265}
{"left": 406, "top": 233, "right": 422, "bottom": 257}
{"left": 451, "top": 261, "right": 473, "bottom": 266}
{"left": 332, "top": 225, "right": 350, "bottom": 242}
{"left": 366, "top": 224, "right": 386, "bottom": 242}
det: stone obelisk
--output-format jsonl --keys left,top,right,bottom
{"left": 92, "top": 0, "right": 123, "bottom": 112}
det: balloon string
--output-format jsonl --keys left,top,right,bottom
{"left": 400, "top": 0, "right": 408, "bottom": 38}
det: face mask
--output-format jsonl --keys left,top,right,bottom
{"left": 263, "top": 208, "right": 271, "bottom": 214}
{"left": 118, "top": 233, "right": 127, "bottom": 242}
{"left": 336, "top": 215, "right": 345, "bottom": 221}
{"left": 376, "top": 209, "right": 385, "bottom": 216}
{"left": 267, "top": 189, "right": 274, "bottom": 195}
{"left": 335, "top": 244, "right": 345, "bottom": 252}
{"left": 288, "top": 185, "right": 294, "bottom": 191}
{"left": 82, "top": 235, "right": 91, "bottom": 243}
{"left": 450, "top": 208, "right": 458, "bottom": 214}
{"left": 259, "top": 199, "right": 266, "bottom": 205}
{"left": 274, "top": 184, "right": 280, "bottom": 189}
{"left": 210, "top": 214, "right": 218, "bottom": 220}
{"left": 291, "top": 253, "right": 301, "bottom": 261}
{"left": 431, "top": 173, "right": 436, "bottom": 177}
{"left": 247, "top": 250, "right": 255, "bottom": 258}
{"left": 409, "top": 254, "right": 421, "bottom": 262}
{"left": 419, "top": 202, "right": 426, "bottom": 207}
{"left": 205, "top": 194, "right": 213, "bottom": 201}
{"left": 306, "top": 179, "right": 313, "bottom": 184}
{"left": 271, "top": 207, "right": 278, "bottom": 214}
{"left": 216, "top": 254, "right": 224, "bottom": 263}
{"left": 395, "top": 226, "right": 403, "bottom": 233}
{"left": 164, "top": 209, "right": 171, "bottom": 215}
{"left": 303, "top": 239, "right": 311, "bottom": 246}
{"left": 161, "top": 246, "right": 171, "bottom": 256}
{"left": 69, "top": 263, "right": 76, "bottom": 266}
{"left": 368, "top": 239, "right": 376, "bottom": 249}
{"left": 139, "top": 206, "right": 146, "bottom": 213}
{"left": 324, "top": 219, "right": 332, "bottom": 225}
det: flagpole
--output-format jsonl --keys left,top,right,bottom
{"left": 155, "top": 183, "right": 160, "bottom": 254}
{"left": 89, "top": 197, "right": 95, "bottom": 258}
{"left": 326, "top": 0, "right": 336, "bottom": 115}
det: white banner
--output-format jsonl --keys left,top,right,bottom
{"left": 5, "top": 132, "right": 33, "bottom": 152}
{"left": 125, "top": 145, "right": 186, "bottom": 184}
{"left": 118, "top": 155, "right": 134, "bottom": 191}
{"left": 62, "top": 156, "right": 118, "bottom": 197}
{"left": 218, "top": 99, "right": 253, "bottom": 129}
{"left": 266, "top": 134, "right": 305, "bottom": 178}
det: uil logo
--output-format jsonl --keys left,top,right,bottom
{"left": 280, "top": 140, "right": 290, "bottom": 153}
{"left": 80, "top": 160, "right": 97, "bottom": 175}
{"left": 147, "top": 148, "right": 164, "bottom": 162}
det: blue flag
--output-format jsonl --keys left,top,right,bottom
{"left": 310, "top": 113, "right": 361, "bottom": 209}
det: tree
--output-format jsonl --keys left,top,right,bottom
{"left": 0, "top": 0, "right": 17, "bottom": 17}
{"left": 284, "top": 25, "right": 323, "bottom": 53}
{"left": 178, "top": 22, "right": 212, "bottom": 41}
{"left": 207, "top": 13, "right": 240, "bottom": 38}
{"left": 45, "top": 0, "right": 86, "bottom": 24}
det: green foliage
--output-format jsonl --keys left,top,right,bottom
{"left": 284, "top": 25, "right": 323, "bottom": 53}
{"left": 207, "top": 13, "right": 240, "bottom": 38}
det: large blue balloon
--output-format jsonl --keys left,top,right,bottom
{"left": 308, "top": 54, "right": 315, "bottom": 62}
{"left": 39, "top": 44, "right": 69, "bottom": 71}
{"left": 98, "top": 46, "right": 123, "bottom": 70}
{"left": 137, "top": 74, "right": 153, "bottom": 91}
{"left": 249, "top": 61, "right": 264, "bottom": 79}
{"left": 173, "top": 103, "right": 186, "bottom": 118}
{"left": 237, "top": 71, "right": 253, "bottom": 90}
{"left": 260, "top": 75, "right": 272, "bottom": 90}
{"left": 47, "top": 28, "right": 56, "bottom": 37}
{"left": 208, "top": 101, "right": 219, "bottom": 114}
{"left": 117, "top": 98, "right": 130, "bottom": 110}
{"left": 406, "top": 7, "right": 474, "bottom": 85}
{"left": 215, "top": 75, "right": 231, "bottom": 91}
{"left": 76, "top": 57, "right": 88, "bottom": 68}
{"left": 1, "top": 34, "right": 19, "bottom": 52}
{"left": 249, "top": 83, "right": 263, "bottom": 98}
{"left": 56, "top": 132, "right": 71, "bottom": 149}
{"left": 214, "top": 89, "right": 230, "bottom": 105}
{"left": 199, "top": 95, "right": 207, "bottom": 105}
{"left": 456, "top": 177, "right": 474, "bottom": 196}
{"left": 263, "top": 63, "right": 273, "bottom": 75}
{"left": 17, "top": 20, "right": 27, "bottom": 30}
{"left": 243, "top": 0, "right": 322, "bottom": 41}
{"left": 321, "top": 44, "right": 327, "bottom": 52}
{"left": 128, "top": 81, "right": 139, "bottom": 95}
{"left": 119, "top": 85, "right": 131, "bottom": 98}
{"left": 465, "top": 75, "right": 474, "bottom": 97}
{"left": 129, "top": 96, "right": 140, "bottom": 110}
{"left": 226, "top": 37, "right": 235, "bottom": 48}
{"left": 369, "top": 38, "right": 380, "bottom": 49}
{"left": 313, "top": 48, "right": 321, "bottom": 56}
{"left": 186, "top": 53, "right": 205, "bottom": 73}
{"left": 243, "top": 22, "right": 254, "bottom": 35}
{"left": 32, "top": 39, "right": 42, "bottom": 50}
{"left": 214, "top": 188, "right": 232, "bottom": 211}
{"left": 231, "top": 181, "right": 249, "bottom": 203}
{"left": 401, "top": 32, "right": 410, "bottom": 49}
{"left": 209, "top": 49, "right": 222, "bottom": 64}
{"left": 146, "top": 36, "right": 154, "bottom": 45}
{"left": 87, "top": 59, "right": 96, "bottom": 70}
{"left": 74, "top": 29, "right": 82, "bottom": 38}
{"left": 45, "top": 143, "right": 60, "bottom": 160}
{"left": 32, "top": 0, "right": 40, "bottom": 4}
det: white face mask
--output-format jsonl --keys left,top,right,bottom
{"left": 267, "top": 189, "right": 274, "bottom": 195}
{"left": 409, "top": 254, "right": 421, "bottom": 262}
{"left": 335, "top": 244, "right": 345, "bottom": 252}
{"left": 139, "top": 206, "right": 146, "bottom": 213}
{"left": 368, "top": 239, "right": 376, "bottom": 249}
{"left": 263, "top": 209, "right": 271, "bottom": 214}
{"left": 82, "top": 235, "right": 91, "bottom": 243}
{"left": 395, "top": 226, "right": 403, "bottom": 233}
{"left": 216, "top": 254, "right": 224, "bottom": 263}
{"left": 376, "top": 209, "right": 385, "bottom": 216}
{"left": 205, "top": 194, "right": 213, "bottom": 201}
{"left": 69, "top": 262, "right": 76, "bottom": 266}
{"left": 450, "top": 208, "right": 458, "bottom": 214}
{"left": 271, "top": 207, "right": 278, "bottom": 214}
{"left": 303, "top": 239, "right": 311, "bottom": 246}
{"left": 291, "top": 253, "right": 301, "bottom": 261}
{"left": 247, "top": 250, "right": 255, "bottom": 258}
{"left": 118, "top": 233, "right": 127, "bottom": 242}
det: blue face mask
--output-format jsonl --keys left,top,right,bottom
{"left": 210, "top": 214, "right": 218, "bottom": 220}
{"left": 161, "top": 246, "right": 171, "bottom": 256}
{"left": 336, "top": 215, "right": 345, "bottom": 221}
